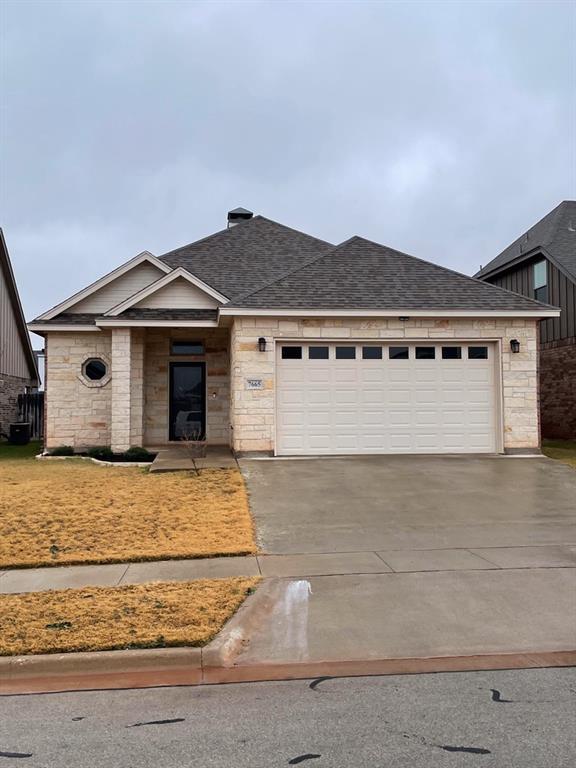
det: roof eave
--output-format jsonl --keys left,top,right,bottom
{"left": 220, "top": 307, "right": 560, "bottom": 319}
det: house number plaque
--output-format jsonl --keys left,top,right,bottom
{"left": 245, "top": 378, "right": 264, "bottom": 390}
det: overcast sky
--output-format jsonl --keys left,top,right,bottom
{"left": 2, "top": 0, "right": 575, "bottom": 323}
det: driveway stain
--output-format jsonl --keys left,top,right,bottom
{"left": 309, "top": 676, "right": 333, "bottom": 691}
{"left": 490, "top": 688, "right": 513, "bottom": 703}
{"left": 0, "top": 751, "right": 33, "bottom": 759}
{"left": 288, "top": 755, "right": 321, "bottom": 765}
{"left": 127, "top": 718, "right": 185, "bottom": 728}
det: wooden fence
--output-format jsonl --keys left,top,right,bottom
{"left": 17, "top": 392, "right": 44, "bottom": 439}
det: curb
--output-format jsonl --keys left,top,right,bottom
{"left": 2, "top": 578, "right": 575, "bottom": 694}
{"left": 2, "top": 649, "right": 574, "bottom": 695}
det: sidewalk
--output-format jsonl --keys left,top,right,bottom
{"left": 1, "top": 544, "right": 575, "bottom": 594}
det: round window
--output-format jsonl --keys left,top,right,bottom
{"left": 83, "top": 358, "right": 107, "bottom": 381}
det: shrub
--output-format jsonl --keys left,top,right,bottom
{"left": 87, "top": 446, "right": 115, "bottom": 462}
{"left": 124, "top": 446, "right": 155, "bottom": 462}
{"left": 49, "top": 446, "right": 74, "bottom": 456}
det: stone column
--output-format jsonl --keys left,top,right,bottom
{"left": 130, "top": 329, "right": 145, "bottom": 447}
{"left": 110, "top": 328, "right": 132, "bottom": 452}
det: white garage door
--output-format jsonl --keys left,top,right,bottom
{"left": 276, "top": 342, "right": 498, "bottom": 455}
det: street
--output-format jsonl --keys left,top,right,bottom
{"left": 1, "top": 668, "right": 574, "bottom": 767}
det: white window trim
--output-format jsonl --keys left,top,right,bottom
{"left": 103, "top": 267, "right": 229, "bottom": 316}
{"left": 36, "top": 252, "right": 172, "bottom": 320}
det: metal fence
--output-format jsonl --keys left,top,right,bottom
{"left": 17, "top": 392, "right": 44, "bottom": 439}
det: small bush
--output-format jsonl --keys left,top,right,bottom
{"left": 50, "top": 446, "right": 74, "bottom": 456}
{"left": 124, "top": 446, "right": 155, "bottom": 462}
{"left": 87, "top": 446, "right": 115, "bottom": 462}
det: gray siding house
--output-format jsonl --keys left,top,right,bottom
{"left": 0, "top": 229, "right": 39, "bottom": 432}
{"left": 476, "top": 201, "right": 576, "bottom": 439}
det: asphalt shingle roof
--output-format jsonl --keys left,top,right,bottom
{"left": 117, "top": 308, "right": 218, "bottom": 321}
{"left": 233, "top": 236, "right": 555, "bottom": 312}
{"left": 475, "top": 201, "right": 576, "bottom": 281}
{"left": 159, "top": 215, "right": 334, "bottom": 300}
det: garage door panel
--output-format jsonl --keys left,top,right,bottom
{"left": 277, "top": 342, "right": 497, "bottom": 455}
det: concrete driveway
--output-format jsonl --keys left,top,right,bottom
{"left": 240, "top": 455, "right": 576, "bottom": 560}
{"left": 232, "top": 456, "right": 576, "bottom": 668}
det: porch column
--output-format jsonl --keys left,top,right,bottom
{"left": 110, "top": 328, "right": 145, "bottom": 451}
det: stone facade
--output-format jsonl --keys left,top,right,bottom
{"left": 539, "top": 337, "right": 576, "bottom": 439}
{"left": 0, "top": 373, "right": 34, "bottom": 432}
{"left": 44, "top": 317, "right": 540, "bottom": 454}
{"left": 45, "top": 327, "right": 230, "bottom": 450}
{"left": 143, "top": 327, "right": 230, "bottom": 446}
{"left": 45, "top": 331, "right": 112, "bottom": 449}
{"left": 230, "top": 316, "right": 540, "bottom": 454}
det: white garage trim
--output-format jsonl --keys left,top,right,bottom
{"left": 274, "top": 338, "right": 504, "bottom": 456}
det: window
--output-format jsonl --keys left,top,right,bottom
{"left": 533, "top": 260, "right": 548, "bottom": 302}
{"left": 335, "top": 346, "right": 356, "bottom": 360}
{"left": 281, "top": 346, "right": 302, "bottom": 359}
{"left": 308, "top": 347, "right": 330, "bottom": 360}
{"left": 442, "top": 346, "right": 462, "bottom": 360}
{"left": 415, "top": 347, "right": 435, "bottom": 360}
{"left": 83, "top": 358, "right": 107, "bottom": 381}
{"left": 309, "top": 346, "right": 329, "bottom": 359}
{"left": 171, "top": 341, "right": 204, "bottom": 355}
{"left": 362, "top": 346, "right": 382, "bottom": 359}
{"left": 468, "top": 346, "right": 488, "bottom": 360}
{"left": 389, "top": 346, "right": 409, "bottom": 360}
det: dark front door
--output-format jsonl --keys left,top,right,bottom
{"left": 169, "top": 362, "right": 206, "bottom": 441}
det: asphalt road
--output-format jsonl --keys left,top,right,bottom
{"left": 1, "top": 668, "right": 575, "bottom": 767}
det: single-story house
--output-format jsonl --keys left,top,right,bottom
{"left": 476, "top": 201, "right": 576, "bottom": 439}
{"left": 29, "top": 208, "right": 559, "bottom": 456}
{"left": 1, "top": 229, "right": 39, "bottom": 432}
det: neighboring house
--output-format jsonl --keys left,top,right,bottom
{"left": 0, "top": 229, "right": 39, "bottom": 431}
{"left": 29, "top": 208, "right": 558, "bottom": 456}
{"left": 476, "top": 201, "right": 576, "bottom": 439}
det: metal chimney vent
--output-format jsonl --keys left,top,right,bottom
{"left": 227, "top": 207, "right": 253, "bottom": 228}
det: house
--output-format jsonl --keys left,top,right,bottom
{"left": 28, "top": 209, "right": 559, "bottom": 456}
{"left": 476, "top": 201, "right": 576, "bottom": 439}
{"left": 0, "top": 229, "right": 39, "bottom": 433}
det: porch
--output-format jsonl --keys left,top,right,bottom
{"left": 108, "top": 325, "right": 231, "bottom": 453}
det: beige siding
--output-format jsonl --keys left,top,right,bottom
{"left": 0, "top": 264, "right": 30, "bottom": 378}
{"left": 136, "top": 277, "right": 219, "bottom": 309}
{"left": 70, "top": 262, "right": 164, "bottom": 313}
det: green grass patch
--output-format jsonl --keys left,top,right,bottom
{"left": 0, "top": 440, "right": 42, "bottom": 461}
{"left": 542, "top": 440, "right": 576, "bottom": 470}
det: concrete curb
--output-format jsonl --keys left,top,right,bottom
{"left": 2, "top": 649, "right": 574, "bottom": 695}
{"left": 1, "top": 583, "right": 575, "bottom": 695}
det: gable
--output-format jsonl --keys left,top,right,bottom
{"left": 0, "top": 262, "right": 33, "bottom": 378}
{"left": 134, "top": 276, "right": 219, "bottom": 309}
{"left": 70, "top": 261, "right": 165, "bottom": 313}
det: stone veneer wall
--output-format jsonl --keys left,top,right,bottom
{"left": 45, "top": 331, "right": 112, "bottom": 449}
{"left": 0, "top": 373, "right": 34, "bottom": 431}
{"left": 230, "top": 316, "right": 540, "bottom": 454}
{"left": 144, "top": 327, "right": 230, "bottom": 445}
{"left": 539, "top": 337, "right": 576, "bottom": 439}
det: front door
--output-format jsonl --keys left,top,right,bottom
{"left": 169, "top": 362, "right": 206, "bottom": 441}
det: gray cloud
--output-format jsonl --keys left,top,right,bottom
{"left": 2, "top": 0, "right": 574, "bottom": 323}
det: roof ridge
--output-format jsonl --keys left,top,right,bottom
{"left": 233, "top": 235, "right": 359, "bottom": 303}
{"left": 347, "top": 236, "right": 556, "bottom": 309}
{"left": 237, "top": 233, "right": 555, "bottom": 311}
{"left": 159, "top": 215, "right": 334, "bottom": 262}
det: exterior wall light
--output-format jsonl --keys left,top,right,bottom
{"left": 510, "top": 339, "right": 520, "bottom": 354}
{"left": 258, "top": 337, "right": 267, "bottom": 352}
{"left": 398, "top": 316, "right": 410, "bottom": 321}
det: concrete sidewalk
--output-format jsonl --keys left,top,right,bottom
{"left": 1, "top": 544, "right": 575, "bottom": 593}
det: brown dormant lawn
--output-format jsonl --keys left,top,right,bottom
{"left": 0, "top": 578, "right": 259, "bottom": 655}
{"left": 0, "top": 458, "right": 256, "bottom": 569}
